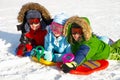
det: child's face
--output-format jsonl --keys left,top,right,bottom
{"left": 28, "top": 18, "right": 40, "bottom": 30}
{"left": 50, "top": 22, "right": 63, "bottom": 37}
{"left": 71, "top": 27, "right": 83, "bottom": 41}
{"left": 30, "top": 23, "right": 40, "bottom": 30}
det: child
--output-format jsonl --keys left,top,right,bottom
{"left": 61, "top": 16, "right": 111, "bottom": 73}
{"left": 44, "top": 13, "right": 71, "bottom": 62}
{"left": 16, "top": 2, "right": 52, "bottom": 57}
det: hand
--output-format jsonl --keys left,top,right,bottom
{"left": 16, "top": 44, "right": 26, "bottom": 56}
{"left": 44, "top": 51, "right": 53, "bottom": 61}
{"left": 61, "top": 61, "right": 77, "bottom": 73}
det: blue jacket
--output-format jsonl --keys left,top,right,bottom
{"left": 44, "top": 28, "right": 71, "bottom": 62}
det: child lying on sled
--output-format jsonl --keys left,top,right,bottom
{"left": 43, "top": 13, "right": 72, "bottom": 62}
{"left": 61, "top": 16, "right": 111, "bottom": 73}
{"left": 16, "top": 2, "right": 52, "bottom": 57}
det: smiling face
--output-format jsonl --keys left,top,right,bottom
{"left": 71, "top": 27, "right": 83, "bottom": 41}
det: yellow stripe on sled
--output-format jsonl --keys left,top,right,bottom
{"left": 32, "top": 57, "right": 56, "bottom": 66}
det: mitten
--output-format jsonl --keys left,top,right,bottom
{"left": 16, "top": 44, "right": 26, "bottom": 56}
{"left": 44, "top": 51, "right": 53, "bottom": 61}
{"left": 61, "top": 61, "right": 77, "bottom": 73}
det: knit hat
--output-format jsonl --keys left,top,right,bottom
{"left": 50, "top": 13, "right": 69, "bottom": 34}
{"left": 53, "top": 13, "right": 69, "bottom": 25}
{"left": 25, "top": 10, "right": 47, "bottom": 30}
{"left": 26, "top": 10, "right": 42, "bottom": 20}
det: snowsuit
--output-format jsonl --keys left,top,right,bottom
{"left": 44, "top": 29, "right": 71, "bottom": 62}
{"left": 44, "top": 13, "right": 71, "bottom": 62}
{"left": 64, "top": 16, "right": 110, "bottom": 65}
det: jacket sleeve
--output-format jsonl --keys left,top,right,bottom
{"left": 20, "top": 34, "right": 32, "bottom": 44}
{"left": 44, "top": 32, "right": 54, "bottom": 52}
{"left": 65, "top": 37, "right": 72, "bottom": 53}
{"left": 62, "top": 42, "right": 72, "bottom": 54}
{"left": 74, "top": 45, "right": 90, "bottom": 65}
{"left": 58, "top": 37, "right": 72, "bottom": 54}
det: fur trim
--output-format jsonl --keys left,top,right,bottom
{"left": 17, "top": 2, "right": 51, "bottom": 23}
{"left": 63, "top": 16, "right": 92, "bottom": 41}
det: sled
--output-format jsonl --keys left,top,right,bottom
{"left": 56, "top": 60, "right": 109, "bottom": 75}
{"left": 70, "top": 60, "right": 109, "bottom": 75}
{"left": 32, "top": 56, "right": 56, "bottom": 66}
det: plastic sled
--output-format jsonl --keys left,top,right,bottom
{"left": 56, "top": 60, "right": 109, "bottom": 75}
{"left": 70, "top": 60, "right": 109, "bottom": 75}
{"left": 32, "top": 56, "right": 56, "bottom": 66}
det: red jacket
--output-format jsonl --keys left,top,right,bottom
{"left": 16, "top": 27, "right": 47, "bottom": 56}
{"left": 25, "top": 28, "right": 47, "bottom": 46}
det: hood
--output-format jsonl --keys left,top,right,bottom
{"left": 17, "top": 2, "right": 51, "bottom": 24}
{"left": 63, "top": 16, "right": 92, "bottom": 41}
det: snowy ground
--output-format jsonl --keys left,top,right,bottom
{"left": 0, "top": 0, "right": 120, "bottom": 80}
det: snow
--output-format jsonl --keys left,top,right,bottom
{"left": 0, "top": 0, "right": 120, "bottom": 80}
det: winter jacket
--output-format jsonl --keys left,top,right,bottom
{"left": 16, "top": 2, "right": 52, "bottom": 56}
{"left": 44, "top": 28, "right": 71, "bottom": 62}
{"left": 64, "top": 16, "right": 110, "bottom": 65}
{"left": 25, "top": 28, "right": 47, "bottom": 47}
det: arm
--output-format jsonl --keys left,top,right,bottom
{"left": 74, "top": 45, "right": 90, "bottom": 65}
{"left": 16, "top": 34, "right": 33, "bottom": 56}
{"left": 44, "top": 32, "right": 54, "bottom": 61}
{"left": 20, "top": 34, "right": 32, "bottom": 45}
{"left": 44, "top": 32, "right": 54, "bottom": 52}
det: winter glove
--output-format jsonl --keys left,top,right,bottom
{"left": 61, "top": 61, "right": 77, "bottom": 73}
{"left": 16, "top": 44, "right": 26, "bottom": 56}
{"left": 44, "top": 51, "right": 53, "bottom": 61}
{"left": 16, "top": 43, "right": 32, "bottom": 57}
